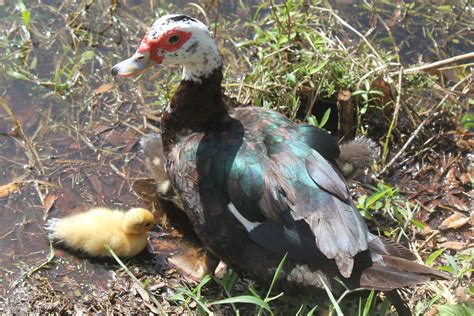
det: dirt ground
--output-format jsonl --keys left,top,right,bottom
{"left": 0, "top": 0, "right": 472, "bottom": 314}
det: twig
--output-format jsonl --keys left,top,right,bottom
{"left": 357, "top": 63, "right": 400, "bottom": 86}
{"left": 376, "top": 14, "right": 400, "bottom": 64}
{"left": 377, "top": 74, "right": 471, "bottom": 175}
{"left": 390, "top": 52, "right": 474, "bottom": 76}
{"left": 382, "top": 67, "right": 404, "bottom": 164}
{"left": 316, "top": 6, "right": 384, "bottom": 63}
{"left": 0, "top": 97, "right": 45, "bottom": 174}
{"left": 213, "top": 0, "right": 220, "bottom": 36}
{"left": 418, "top": 231, "right": 440, "bottom": 253}
{"left": 187, "top": 3, "right": 209, "bottom": 27}
{"left": 106, "top": 245, "right": 165, "bottom": 315}
{"left": 268, "top": 0, "right": 284, "bottom": 31}
{"left": 29, "top": 243, "right": 56, "bottom": 275}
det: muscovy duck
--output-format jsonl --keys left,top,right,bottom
{"left": 112, "top": 14, "right": 448, "bottom": 299}
{"left": 140, "top": 130, "right": 376, "bottom": 209}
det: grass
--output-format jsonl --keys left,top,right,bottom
{"left": 0, "top": 0, "right": 472, "bottom": 314}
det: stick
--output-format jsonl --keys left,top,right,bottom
{"left": 377, "top": 74, "right": 471, "bottom": 175}
{"left": 382, "top": 67, "right": 404, "bottom": 164}
{"left": 0, "top": 97, "right": 45, "bottom": 174}
{"left": 390, "top": 52, "right": 474, "bottom": 76}
{"left": 106, "top": 245, "right": 165, "bottom": 315}
{"left": 316, "top": 6, "right": 384, "bottom": 63}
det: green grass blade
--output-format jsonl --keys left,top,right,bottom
{"left": 318, "top": 275, "right": 344, "bottom": 316}
{"left": 17, "top": 0, "right": 30, "bottom": 29}
{"left": 425, "top": 248, "right": 446, "bottom": 266}
{"left": 105, "top": 245, "right": 165, "bottom": 315}
{"left": 210, "top": 295, "right": 271, "bottom": 312}
{"left": 362, "top": 290, "right": 375, "bottom": 316}
{"left": 265, "top": 253, "right": 287, "bottom": 300}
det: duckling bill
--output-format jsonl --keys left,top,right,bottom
{"left": 46, "top": 207, "right": 156, "bottom": 257}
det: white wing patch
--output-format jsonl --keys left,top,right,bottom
{"left": 227, "top": 202, "right": 260, "bottom": 232}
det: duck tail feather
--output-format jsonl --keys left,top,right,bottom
{"left": 368, "top": 235, "right": 416, "bottom": 261}
{"left": 381, "top": 255, "right": 451, "bottom": 280}
{"left": 360, "top": 255, "right": 450, "bottom": 291}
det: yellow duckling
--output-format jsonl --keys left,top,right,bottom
{"left": 46, "top": 207, "right": 157, "bottom": 257}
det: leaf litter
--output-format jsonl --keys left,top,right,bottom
{"left": 0, "top": 0, "right": 472, "bottom": 314}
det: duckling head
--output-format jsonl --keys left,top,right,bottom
{"left": 122, "top": 208, "right": 157, "bottom": 234}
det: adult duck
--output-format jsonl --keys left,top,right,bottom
{"left": 112, "top": 14, "right": 448, "bottom": 304}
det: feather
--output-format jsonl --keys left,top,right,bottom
{"left": 297, "top": 125, "right": 340, "bottom": 160}
{"left": 305, "top": 151, "right": 349, "bottom": 202}
{"left": 368, "top": 234, "right": 416, "bottom": 261}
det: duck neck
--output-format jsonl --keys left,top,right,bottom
{"left": 161, "top": 67, "right": 226, "bottom": 153}
{"left": 181, "top": 39, "right": 222, "bottom": 82}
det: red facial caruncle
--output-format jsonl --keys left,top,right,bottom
{"left": 137, "top": 28, "right": 192, "bottom": 63}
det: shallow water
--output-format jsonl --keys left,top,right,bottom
{"left": 0, "top": 0, "right": 471, "bottom": 309}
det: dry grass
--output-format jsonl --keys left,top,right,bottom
{"left": 0, "top": 0, "right": 472, "bottom": 314}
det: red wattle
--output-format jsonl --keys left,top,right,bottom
{"left": 137, "top": 28, "right": 192, "bottom": 63}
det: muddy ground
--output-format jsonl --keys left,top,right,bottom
{"left": 0, "top": 0, "right": 472, "bottom": 314}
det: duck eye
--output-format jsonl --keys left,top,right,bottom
{"left": 168, "top": 35, "right": 180, "bottom": 45}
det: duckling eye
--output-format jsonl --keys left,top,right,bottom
{"left": 168, "top": 35, "right": 180, "bottom": 45}
{"left": 144, "top": 222, "right": 152, "bottom": 227}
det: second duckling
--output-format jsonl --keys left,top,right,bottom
{"left": 46, "top": 207, "right": 156, "bottom": 257}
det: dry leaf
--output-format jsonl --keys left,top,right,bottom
{"left": 459, "top": 173, "right": 471, "bottom": 184}
{"left": 143, "top": 302, "right": 162, "bottom": 315}
{"left": 439, "top": 212, "right": 470, "bottom": 230}
{"left": 438, "top": 241, "right": 465, "bottom": 250}
{"left": 131, "top": 283, "right": 150, "bottom": 303}
{"left": 92, "top": 124, "right": 114, "bottom": 135}
{"left": 43, "top": 193, "right": 57, "bottom": 212}
{"left": 447, "top": 193, "right": 468, "bottom": 211}
{"left": 101, "top": 129, "right": 124, "bottom": 146}
{"left": 0, "top": 182, "right": 19, "bottom": 198}
{"left": 168, "top": 252, "right": 208, "bottom": 283}
{"left": 425, "top": 307, "right": 438, "bottom": 316}
{"left": 85, "top": 174, "right": 106, "bottom": 205}
{"left": 94, "top": 83, "right": 114, "bottom": 94}
{"left": 69, "top": 142, "right": 81, "bottom": 150}
{"left": 454, "top": 287, "right": 471, "bottom": 302}
{"left": 123, "top": 137, "right": 139, "bottom": 153}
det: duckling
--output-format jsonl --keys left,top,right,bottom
{"left": 46, "top": 207, "right": 156, "bottom": 257}
{"left": 336, "top": 137, "right": 379, "bottom": 179}
{"left": 141, "top": 133, "right": 183, "bottom": 209}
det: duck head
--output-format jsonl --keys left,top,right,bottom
{"left": 122, "top": 208, "right": 157, "bottom": 235}
{"left": 111, "top": 14, "right": 222, "bottom": 83}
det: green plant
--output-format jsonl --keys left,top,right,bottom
{"left": 210, "top": 254, "right": 287, "bottom": 315}
{"left": 352, "top": 80, "right": 385, "bottom": 116}
{"left": 170, "top": 275, "right": 214, "bottom": 315}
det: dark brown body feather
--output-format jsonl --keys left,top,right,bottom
{"left": 157, "top": 68, "right": 449, "bottom": 300}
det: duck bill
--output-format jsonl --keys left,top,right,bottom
{"left": 111, "top": 52, "right": 161, "bottom": 77}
